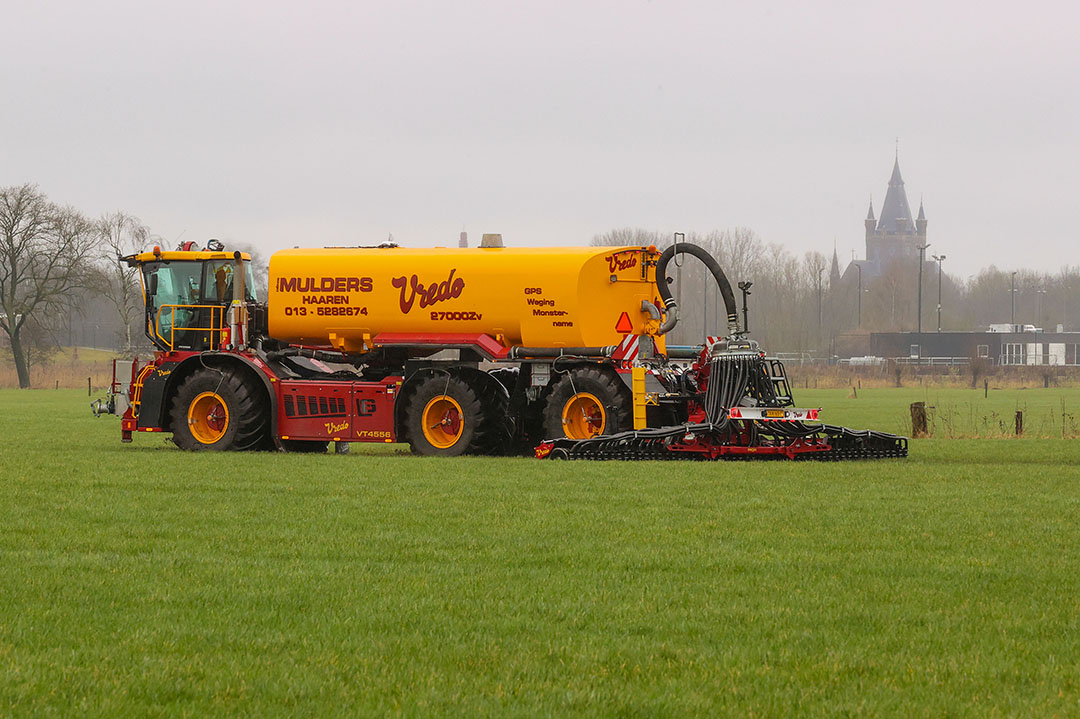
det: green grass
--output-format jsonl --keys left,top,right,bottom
{"left": 2, "top": 390, "right": 1080, "bottom": 717}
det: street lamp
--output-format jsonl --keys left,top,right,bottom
{"left": 931, "top": 254, "right": 946, "bottom": 332}
{"left": 1036, "top": 288, "right": 1048, "bottom": 328}
{"left": 917, "top": 244, "right": 930, "bottom": 334}
{"left": 855, "top": 263, "right": 863, "bottom": 328}
{"left": 1010, "top": 271, "right": 1018, "bottom": 327}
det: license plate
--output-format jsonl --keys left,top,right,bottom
{"left": 764, "top": 409, "right": 785, "bottom": 418}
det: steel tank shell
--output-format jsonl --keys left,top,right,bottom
{"left": 267, "top": 245, "right": 662, "bottom": 351}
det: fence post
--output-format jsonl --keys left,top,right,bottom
{"left": 1015, "top": 410, "right": 1023, "bottom": 437}
{"left": 87, "top": 376, "right": 91, "bottom": 396}
{"left": 910, "top": 402, "right": 928, "bottom": 438}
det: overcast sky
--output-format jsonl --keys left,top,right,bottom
{"left": 2, "top": 0, "right": 1075, "bottom": 278}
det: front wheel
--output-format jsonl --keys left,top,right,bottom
{"left": 170, "top": 368, "right": 270, "bottom": 451}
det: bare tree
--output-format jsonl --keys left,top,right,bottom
{"left": 19, "top": 310, "right": 64, "bottom": 378}
{"left": 0, "top": 185, "right": 97, "bottom": 388}
{"left": 98, "top": 212, "right": 151, "bottom": 355}
{"left": 590, "top": 227, "right": 664, "bottom": 247}
{"left": 804, "top": 251, "right": 827, "bottom": 348}
{"left": 715, "top": 227, "right": 764, "bottom": 284}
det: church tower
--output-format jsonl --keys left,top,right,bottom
{"left": 859, "top": 152, "right": 925, "bottom": 280}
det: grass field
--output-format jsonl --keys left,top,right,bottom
{"left": 2, "top": 389, "right": 1079, "bottom": 717}
{"left": 799, "top": 386, "right": 1080, "bottom": 439}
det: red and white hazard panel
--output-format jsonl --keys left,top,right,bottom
{"left": 611, "top": 334, "right": 640, "bottom": 362}
{"left": 728, "top": 407, "right": 821, "bottom": 421}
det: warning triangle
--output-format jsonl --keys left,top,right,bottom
{"left": 615, "top": 312, "right": 633, "bottom": 334}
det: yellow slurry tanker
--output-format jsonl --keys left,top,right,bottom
{"left": 266, "top": 245, "right": 666, "bottom": 351}
{"left": 96, "top": 237, "right": 907, "bottom": 460}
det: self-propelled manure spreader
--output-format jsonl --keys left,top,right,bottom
{"left": 96, "top": 238, "right": 906, "bottom": 460}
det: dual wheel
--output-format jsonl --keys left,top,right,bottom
{"left": 404, "top": 365, "right": 631, "bottom": 456}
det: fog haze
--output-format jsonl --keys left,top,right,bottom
{"left": 2, "top": 0, "right": 1075, "bottom": 276}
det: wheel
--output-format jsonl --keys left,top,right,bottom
{"left": 282, "top": 440, "right": 329, "bottom": 453}
{"left": 403, "top": 372, "right": 503, "bottom": 456}
{"left": 487, "top": 367, "right": 519, "bottom": 394}
{"left": 170, "top": 367, "right": 271, "bottom": 451}
{"left": 540, "top": 366, "right": 632, "bottom": 441}
{"left": 464, "top": 369, "right": 513, "bottom": 455}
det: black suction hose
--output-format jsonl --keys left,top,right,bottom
{"left": 655, "top": 243, "right": 739, "bottom": 337}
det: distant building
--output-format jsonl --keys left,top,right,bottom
{"left": 860, "top": 330, "right": 1080, "bottom": 366}
{"left": 844, "top": 153, "right": 927, "bottom": 283}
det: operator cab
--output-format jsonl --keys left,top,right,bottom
{"left": 128, "top": 241, "right": 256, "bottom": 352}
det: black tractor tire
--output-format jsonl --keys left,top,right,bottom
{"left": 487, "top": 367, "right": 519, "bottom": 394}
{"left": 403, "top": 372, "right": 494, "bottom": 456}
{"left": 282, "top": 440, "right": 329, "bottom": 453}
{"left": 540, "top": 365, "right": 632, "bottom": 441}
{"left": 170, "top": 367, "right": 272, "bottom": 451}
{"left": 462, "top": 369, "right": 513, "bottom": 455}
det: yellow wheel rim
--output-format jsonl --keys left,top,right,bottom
{"left": 188, "top": 391, "right": 229, "bottom": 444}
{"left": 422, "top": 396, "right": 464, "bottom": 449}
{"left": 562, "top": 392, "right": 605, "bottom": 439}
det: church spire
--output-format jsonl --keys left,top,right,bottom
{"left": 877, "top": 154, "right": 914, "bottom": 233}
{"left": 916, "top": 197, "right": 927, "bottom": 236}
{"left": 866, "top": 195, "right": 875, "bottom": 221}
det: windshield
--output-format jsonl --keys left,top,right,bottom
{"left": 143, "top": 261, "right": 202, "bottom": 308}
{"left": 142, "top": 260, "right": 257, "bottom": 308}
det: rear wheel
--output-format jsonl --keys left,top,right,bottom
{"left": 171, "top": 367, "right": 271, "bottom": 451}
{"left": 540, "top": 366, "right": 632, "bottom": 441}
{"left": 465, "top": 369, "right": 513, "bottom": 454}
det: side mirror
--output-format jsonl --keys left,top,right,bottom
{"left": 149, "top": 273, "right": 158, "bottom": 298}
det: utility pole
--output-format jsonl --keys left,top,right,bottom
{"left": 917, "top": 244, "right": 930, "bottom": 334}
{"left": 932, "top": 254, "right": 946, "bottom": 332}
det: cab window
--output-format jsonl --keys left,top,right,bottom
{"left": 143, "top": 261, "right": 202, "bottom": 311}
{"left": 203, "top": 260, "right": 258, "bottom": 303}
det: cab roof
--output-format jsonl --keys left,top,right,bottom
{"left": 125, "top": 250, "right": 252, "bottom": 265}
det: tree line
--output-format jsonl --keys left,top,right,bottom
{"left": 5, "top": 184, "right": 1075, "bottom": 389}
{"left": 592, "top": 227, "right": 1080, "bottom": 356}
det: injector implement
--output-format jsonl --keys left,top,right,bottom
{"left": 97, "top": 237, "right": 906, "bottom": 460}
